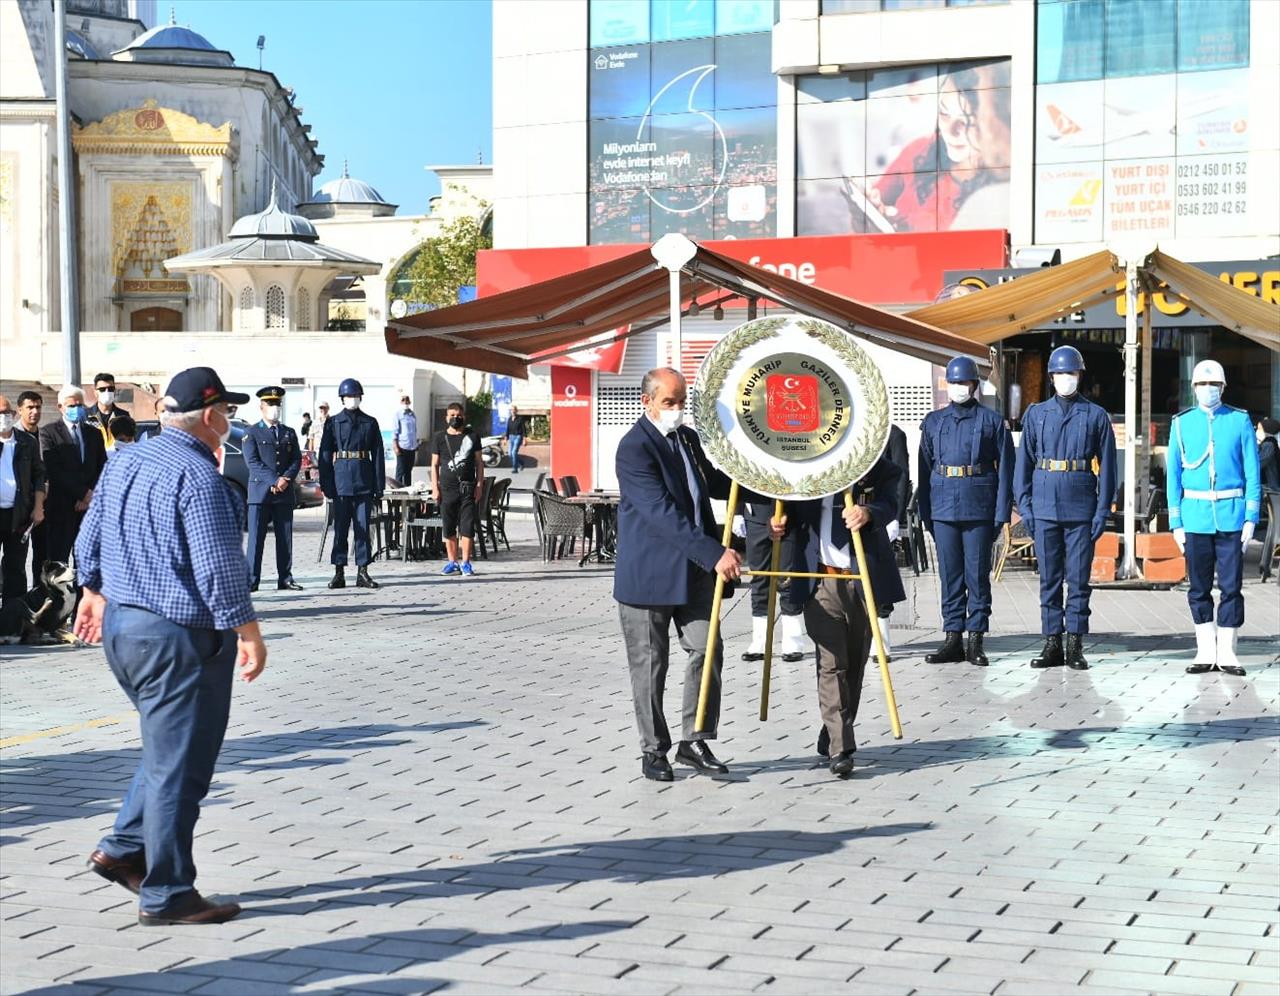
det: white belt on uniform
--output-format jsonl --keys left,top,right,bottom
{"left": 1182, "top": 488, "right": 1243, "bottom": 500}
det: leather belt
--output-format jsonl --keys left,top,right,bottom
{"left": 1183, "top": 488, "right": 1243, "bottom": 500}
{"left": 1037, "top": 458, "right": 1092, "bottom": 472}
{"left": 937, "top": 462, "right": 994, "bottom": 477}
{"left": 335, "top": 450, "right": 371, "bottom": 459}
{"left": 819, "top": 563, "right": 849, "bottom": 576}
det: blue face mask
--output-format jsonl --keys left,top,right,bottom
{"left": 1195, "top": 384, "right": 1222, "bottom": 409}
{"left": 64, "top": 404, "right": 86, "bottom": 423}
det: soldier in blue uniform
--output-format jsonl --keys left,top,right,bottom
{"left": 917, "top": 356, "right": 1015, "bottom": 667}
{"left": 318, "top": 377, "right": 385, "bottom": 590}
{"left": 1168, "top": 359, "right": 1261, "bottom": 676}
{"left": 1013, "top": 345, "right": 1117, "bottom": 670}
{"left": 244, "top": 386, "right": 302, "bottom": 592}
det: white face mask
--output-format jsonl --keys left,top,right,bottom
{"left": 342, "top": 397, "right": 361, "bottom": 411}
{"left": 655, "top": 408, "right": 684, "bottom": 434}
{"left": 98, "top": 390, "right": 115, "bottom": 406}
{"left": 1053, "top": 373, "right": 1080, "bottom": 397}
{"left": 1195, "top": 384, "right": 1222, "bottom": 409}
{"left": 0, "top": 413, "right": 14, "bottom": 434}
{"left": 401, "top": 403, "right": 411, "bottom": 412}
{"left": 947, "top": 383, "right": 973, "bottom": 404}
{"left": 264, "top": 405, "right": 281, "bottom": 423}
{"left": 211, "top": 409, "right": 232, "bottom": 446}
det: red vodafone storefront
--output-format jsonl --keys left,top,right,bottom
{"left": 477, "top": 230, "right": 1009, "bottom": 490}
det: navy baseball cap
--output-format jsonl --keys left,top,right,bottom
{"left": 162, "top": 367, "right": 250, "bottom": 413}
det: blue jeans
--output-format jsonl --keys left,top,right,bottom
{"left": 508, "top": 434, "right": 523, "bottom": 471}
{"left": 97, "top": 603, "right": 235, "bottom": 914}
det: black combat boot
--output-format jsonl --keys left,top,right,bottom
{"left": 1030, "top": 634, "right": 1064, "bottom": 668}
{"left": 356, "top": 567, "right": 380, "bottom": 589}
{"left": 925, "top": 632, "right": 965, "bottom": 663}
{"left": 965, "top": 632, "right": 988, "bottom": 667}
{"left": 327, "top": 566, "right": 346, "bottom": 589}
{"left": 1065, "top": 633, "right": 1089, "bottom": 670}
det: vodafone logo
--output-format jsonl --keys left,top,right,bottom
{"left": 554, "top": 382, "right": 589, "bottom": 408}
{"left": 748, "top": 255, "right": 817, "bottom": 285}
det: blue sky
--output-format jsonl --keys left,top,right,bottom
{"left": 176, "top": 0, "right": 493, "bottom": 213}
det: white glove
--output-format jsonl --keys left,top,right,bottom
{"left": 886, "top": 519, "right": 901, "bottom": 543}
{"left": 731, "top": 514, "right": 747, "bottom": 539}
{"left": 1173, "top": 528, "right": 1185, "bottom": 553}
{"left": 1241, "top": 521, "right": 1255, "bottom": 551}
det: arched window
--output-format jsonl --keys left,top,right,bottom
{"left": 239, "top": 286, "right": 254, "bottom": 330}
{"left": 265, "top": 284, "right": 285, "bottom": 329}
{"left": 296, "top": 287, "right": 311, "bottom": 331}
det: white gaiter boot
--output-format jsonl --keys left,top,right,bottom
{"left": 1192, "top": 621, "right": 1217, "bottom": 666}
{"left": 1216, "top": 626, "right": 1244, "bottom": 674}
{"left": 780, "top": 613, "right": 808, "bottom": 660}
{"left": 743, "top": 615, "right": 769, "bottom": 661}
{"left": 876, "top": 616, "right": 893, "bottom": 662}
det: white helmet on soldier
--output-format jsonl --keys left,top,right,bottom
{"left": 1191, "top": 359, "right": 1226, "bottom": 384}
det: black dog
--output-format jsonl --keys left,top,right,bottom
{"left": 0, "top": 561, "right": 78, "bottom": 645}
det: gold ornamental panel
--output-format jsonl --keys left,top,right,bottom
{"left": 73, "top": 99, "right": 236, "bottom": 158}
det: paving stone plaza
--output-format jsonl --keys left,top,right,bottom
{"left": 1, "top": 511, "right": 1277, "bottom": 996}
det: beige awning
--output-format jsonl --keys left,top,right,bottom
{"left": 1140, "top": 250, "right": 1280, "bottom": 353}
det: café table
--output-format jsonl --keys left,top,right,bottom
{"left": 564, "top": 492, "right": 621, "bottom": 566}
{"left": 380, "top": 489, "right": 438, "bottom": 562}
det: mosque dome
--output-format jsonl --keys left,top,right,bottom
{"left": 228, "top": 185, "right": 319, "bottom": 240}
{"left": 65, "top": 30, "right": 102, "bottom": 60}
{"left": 112, "top": 14, "right": 234, "bottom": 66}
{"left": 296, "top": 162, "right": 398, "bottom": 219}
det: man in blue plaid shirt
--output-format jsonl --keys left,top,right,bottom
{"left": 74, "top": 367, "right": 268, "bottom": 927}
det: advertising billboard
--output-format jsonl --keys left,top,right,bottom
{"left": 795, "top": 59, "right": 1012, "bottom": 236}
{"left": 588, "top": 1, "right": 777, "bottom": 245}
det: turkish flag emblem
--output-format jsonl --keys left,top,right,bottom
{"left": 766, "top": 374, "right": 819, "bottom": 432}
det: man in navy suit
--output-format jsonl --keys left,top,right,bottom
{"left": 614, "top": 367, "right": 744, "bottom": 782}
{"left": 244, "top": 386, "right": 302, "bottom": 592}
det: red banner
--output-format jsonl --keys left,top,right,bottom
{"left": 535, "top": 327, "right": 628, "bottom": 374}
{"left": 550, "top": 366, "right": 594, "bottom": 491}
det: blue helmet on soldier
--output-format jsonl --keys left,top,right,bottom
{"left": 945, "top": 356, "right": 980, "bottom": 384}
{"left": 338, "top": 377, "right": 364, "bottom": 398}
{"left": 1047, "top": 345, "right": 1085, "bottom": 373}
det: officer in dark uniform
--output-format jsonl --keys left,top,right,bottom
{"left": 318, "top": 377, "right": 385, "bottom": 590}
{"left": 1013, "top": 345, "right": 1117, "bottom": 670}
{"left": 244, "top": 386, "right": 302, "bottom": 592}
{"left": 917, "top": 356, "right": 1015, "bottom": 667}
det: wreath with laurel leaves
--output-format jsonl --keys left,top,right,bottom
{"left": 690, "top": 317, "right": 890, "bottom": 498}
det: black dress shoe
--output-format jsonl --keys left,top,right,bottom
{"left": 965, "top": 632, "right": 989, "bottom": 667}
{"left": 741, "top": 650, "right": 764, "bottom": 662}
{"left": 88, "top": 849, "right": 146, "bottom": 894}
{"left": 641, "top": 752, "right": 673, "bottom": 782}
{"left": 277, "top": 579, "right": 303, "bottom": 591}
{"left": 1065, "top": 633, "right": 1089, "bottom": 670}
{"left": 1185, "top": 662, "right": 1215, "bottom": 674}
{"left": 138, "top": 891, "right": 242, "bottom": 927}
{"left": 816, "top": 725, "right": 830, "bottom": 758}
{"left": 1218, "top": 663, "right": 1245, "bottom": 677}
{"left": 1031, "top": 634, "right": 1064, "bottom": 668}
{"left": 781, "top": 651, "right": 805, "bottom": 662}
{"left": 675, "top": 740, "right": 728, "bottom": 774}
{"left": 925, "top": 632, "right": 965, "bottom": 663}
{"left": 356, "top": 568, "right": 379, "bottom": 589}
{"left": 328, "top": 567, "right": 346, "bottom": 589}
{"left": 830, "top": 750, "right": 855, "bottom": 777}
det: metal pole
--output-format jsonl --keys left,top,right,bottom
{"left": 758, "top": 499, "right": 785, "bottom": 721}
{"left": 668, "top": 268, "right": 681, "bottom": 368}
{"left": 1138, "top": 300, "right": 1154, "bottom": 531}
{"left": 1122, "top": 261, "right": 1139, "bottom": 579}
{"left": 53, "top": 0, "right": 81, "bottom": 388}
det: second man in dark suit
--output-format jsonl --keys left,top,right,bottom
{"left": 38, "top": 386, "right": 106, "bottom": 570}
{"left": 244, "top": 386, "right": 302, "bottom": 592}
{"left": 614, "top": 367, "right": 743, "bottom": 782}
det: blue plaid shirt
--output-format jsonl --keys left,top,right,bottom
{"left": 76, "top": 428, "right": 256, "bottom": 631}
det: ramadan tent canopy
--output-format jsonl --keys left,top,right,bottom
{"left": 384, "top": 236, "right": 989, "bottom": 380}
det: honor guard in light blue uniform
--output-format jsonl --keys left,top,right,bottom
{"left": 244, "top": 386, "right": 302, "bottom": 592}
{"left": 917, "top": 356, "right": 1015, "bottom": 667}
{"left": 318, "top": 377, "right": 385, "bottom": 590}
{"left": 1168, "top": 359, "right": 1261, "bottom": 677}
{"left": 1013, "top": 345, "right": 1117, "bottom": 671}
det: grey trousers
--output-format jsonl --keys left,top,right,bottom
{"left": 617, "top": 571, "right": 722, "bottom": 754}
{"left": 803, "top": 577, "right": 872, "bottom": 756}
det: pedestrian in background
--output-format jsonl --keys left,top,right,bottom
{"left": 244, "top": 386, "right": 302, "bottom": 592}
{"left": 309, "top": 402, "right": 329, "bottom": 453}
{"left": 432, "top": 401, "right": 484, "bottom": 577}
{"left": 39, "top": 386, "right": 106, "bottom": 571}
{"left": 1258, "top": 416, "right": 1280, "bottom": 492}
{"left": 879, "top": 421, "right": 911, "bottom": 660}
{"left": 1013, "top": 345, "right": 1116, "bottom": 671}
{"left": 300, "top": 411, "right": 312, "bottom": 446}
{"left": 319, "top": 378, "right": 384, "bottom": 589}
{"left": 0, "top": 395, "right": 46, "bottom": 604}
{"left": 86, "top": 372, "right": 129, "bottom": 448}
{"left": 107, "top": 416, "right": 137, "bottom": 450}
{"left": 16, "top": 390, "right": 46, "bottom": 588}
{"left": 1169, "top": 360, "right": 1260, "bottom": 676}
{"left": 504, "top": 405, "right": 529, "bottom": 473}
{"left": 392, "top": 394, "right": 419, "bottom": 486}
{"left": 917, "top": 357, "right": 1014, "bottom": 668}
{"left": 73, "top": 366, "right": 265, "bottom": 926}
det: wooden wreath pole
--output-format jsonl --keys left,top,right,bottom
{"left": 759, "top": 499, "right": 786, "bottom": 721}
{"left": 695, "top": 480, "right": 739, "bottom": 733}
{"left": 847, "top": 490, "right": 903, "bottom": 740}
